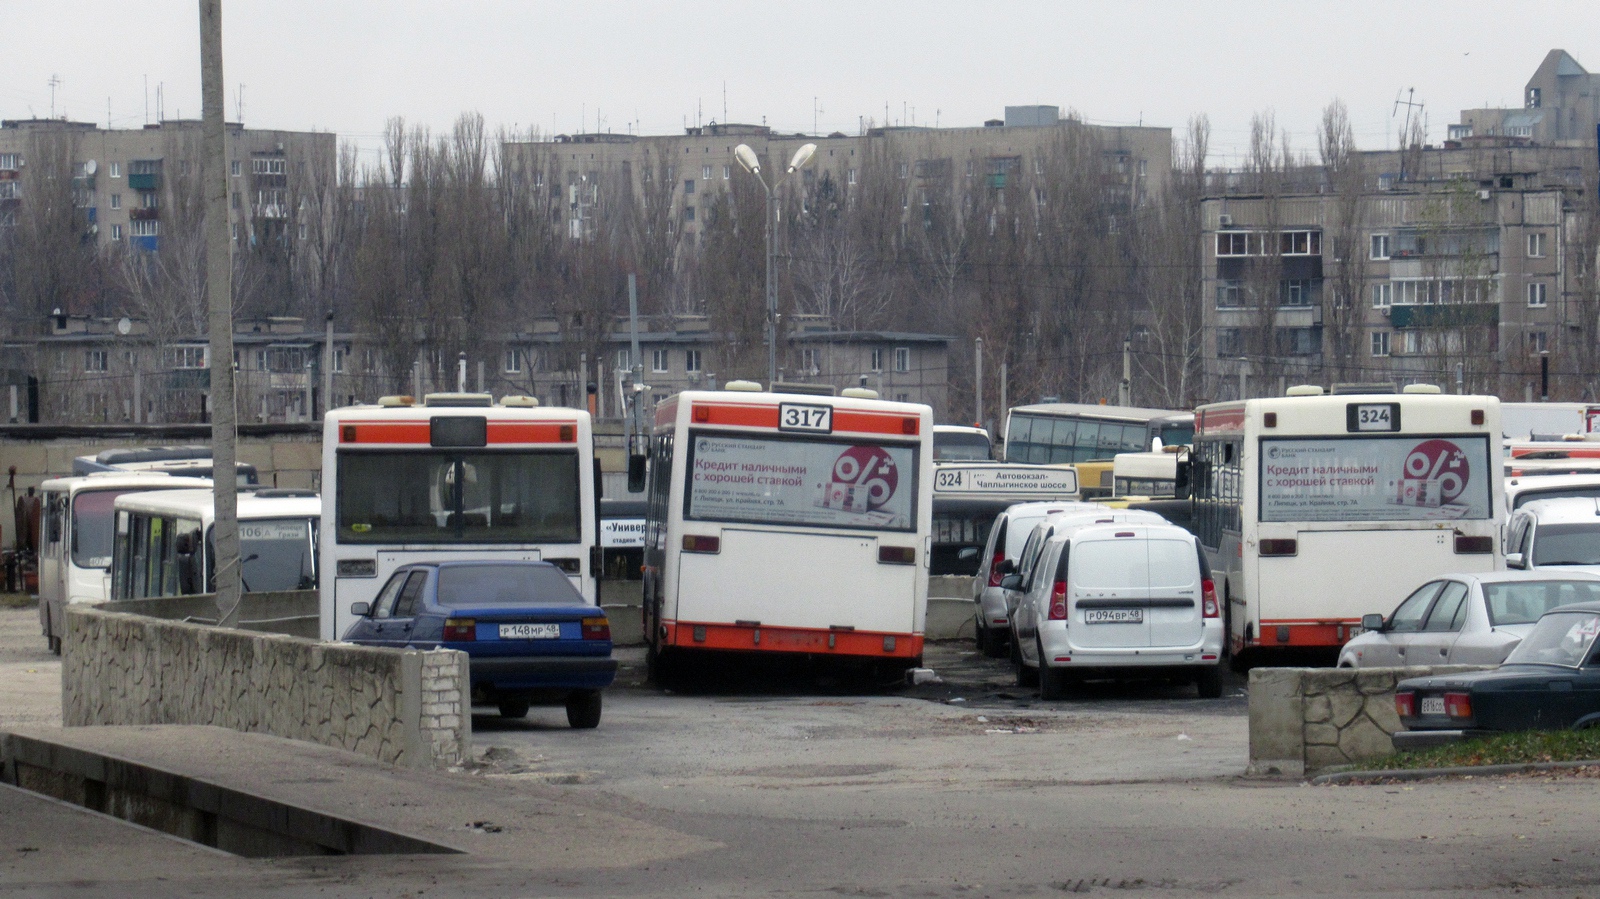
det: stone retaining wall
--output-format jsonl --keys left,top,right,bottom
{"left": 63, "top": 606, "right": 468, "bottom": 769}
{"left": 1248, "top": 665, "right": 1489, "bottom": 777}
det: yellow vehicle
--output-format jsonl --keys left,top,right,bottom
{"left": 1068, "top": 460, "right": 1115, "bottom": 500}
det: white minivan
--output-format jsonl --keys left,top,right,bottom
{"left": 971, "top": 501, "right": 1100, "bottom": 656}
{"left": 1010, "top": 521, "right": 1223, "bottom": 699}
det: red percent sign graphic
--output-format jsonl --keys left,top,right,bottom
{"left": 1402, "top": 438, "right": 1469, "bottom": 504}
{"left": 831, "top": 446, "right": 899, "bottom": 510}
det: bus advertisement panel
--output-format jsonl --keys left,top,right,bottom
{"left": 1259, "top": 435, "right": 1494, "bottom": 522}
{"left": 688, "top": 434, "right": 916, "bottom": 530}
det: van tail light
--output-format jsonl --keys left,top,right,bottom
{"left": 443, "top": 618, "right": 476, "bottom": 641}
{"left": 1048, "top": 580, "right": 1069, "bottom": 620}
{"left": 988, "top": 551, "right": 1006, "bottom": 587}
{"left": 581, "top": 617, "right": 611, "bottom": 640}
{"left": 1201, "top": 579, "right": 1219, "bottom": 618}
{"left": 1444, "top": 692, "right": 1473, "bottom": 719}
{"left": 1454, "top": 534, "right": 1493, "bottom": 554}
{"left": 1394, "top": 691, "right": 1415, "bottom": 718}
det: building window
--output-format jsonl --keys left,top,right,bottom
{"left": 1528, "top": 331, "right": 1549, "bottom": 353}
{"left": 142, "top": 192, "right": 159, "bottom": 209}
{"left": 683, "top": 205, "right": 696, "bottom": 222}
{"left": 503, "top": 349, "right": 522, "bottom": 373}
{"left": 1277, "top": 327, "right": 1320, "bottom": 356}
{"left": 1216, "top": 280, "right": 1243, "bottom": 308}
{"left": 131, "top": 220, "right": 159, "bottom": 237}
{"left": 1216, "top": 328, "right": 1241, "bottom": 357}
{"left": 1216, "top": 232, "right": 1249, "bottom": 256}
{"left": 897, "top": 163, "right": 909, "bottom": 180}
{"left": 701, "top": 165, "right": 712, "bottom": 180}
{"left": 85, "top": 350, "right": 108, "bottom": 372}
{"left": 722, "top": 165, "right": 731, "bottom": 180}
{"left": 685, "top": 349, "right": 702, "bottom": 373}
{"left": 1527, "top": 87, "right": 1541, "bottom": 108}
{"left": 110, "top": 224, "right": 122, "bottom": 241}
{"left": 1528, "top": 282, "right": 1548, "bottom": 307}
{"left": 231, "top": 160, "right": 241, "bottom": 177}
{"left": 651, "top": 349, "right": 668, "bottom": 373}
{"left": 615, "top": 349, "right": 632, "bottom": 370}
{"left": 251, "top": 157, "right": 285, "bottom": 175}
{"left": 1280, "top": 279, "right": 1313, "bottom": 306}
{"left": 164, "top": 345, "right": 208, "bottom": 369}
{"left": 1370, "top": 332, "right": 1390, "bottom": 357}
{"left": 896, "top": 393, "right": 910, "bottom": 403}
{"left": 109, "top": 193, "right": 121, "bottom": 210}
{"left": 801, "top": 348, "right": 819, "bottom": 373}
{"left": 894, "top": 347, "right": 910, "bottom": 372}
{"left": 108, "top": 161, "right": 120, "bottom": 178}
{"left": 298, "top": 223, "right": 308, "bottom": 241}
{"left": 847, "top": 168, "right": 857, "bottom": 185}
{"left": 683, "top": 179, "right": 695, "bottom": 195}
{"left": 232, "top": 191, "right": 240, "bottom": 209}
{"left": 332, "top": 347, "right": 345, "bottom": 373}
{"left": 1528, "top": 232, "right": 1547, "bottom": 258}
{"left": 1371, "top": 283, "right": 1393, "bottom": 308}
{"left": 870, "top": 348, "right": 883, "bottom": 371}
{"left": 1370, "top": 234, "right": 1390, "bottom": 260}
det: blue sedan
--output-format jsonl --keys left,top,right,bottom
{"left": 343, "top": 560, "right": 617, "bottom": 727}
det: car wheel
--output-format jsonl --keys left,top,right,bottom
{"left": 497, "top": 696, "right": 531, "bottom": 719}
{"left": 646, "top": 642, "right": 676, "bottom": 690}
{"left": 1037, "top": 636, "right": 1067, "bottom": 700}
{"left": 565, "top": 690, "right": 603, "bottom": 729}
{"left": 1196, "top": 665, "right": 1224, "bottom": 700}
{"left": 979, "top": 622, "right": 1007, "bottom": 659}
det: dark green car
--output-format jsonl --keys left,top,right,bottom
{"left": 1393, "top": 601, "right": 1600, "bottom": 750}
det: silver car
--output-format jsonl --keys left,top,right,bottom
{"left": 1338, "top": 570, "right": 1600, "bottom": 668}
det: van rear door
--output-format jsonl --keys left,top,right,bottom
{"left": 1068, "top": 530, "right": 1152, "bottom": 648}
{"left": 1145, "top": 535, "right": 1204, "bottom": 648}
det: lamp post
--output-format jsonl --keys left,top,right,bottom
{"left": 734, "top": 141, "right": 817, "bottom": 388}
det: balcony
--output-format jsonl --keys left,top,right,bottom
{"left": 128, "top": 173, "right": 161, "bottom": 191}
{"left": 1388, "top": 303, "right": 1498, "bottom": 329}
{"left": 129, "top": 207, "right": 160, "bottom": 221}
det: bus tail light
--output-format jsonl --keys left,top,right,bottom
{"left": 1048, "top": 580, "right": 1069, "bottom": 620}
{"left": 444, "top": 618, "right": 476, "bottom": 641}
{"left": 879, "top": 546, "right": 916, "bottom": 565}
{"left": 1394, "top": 691, "right": 1415, "bottom": 718}
{"left": 1444, "top": 692, "right": 1473, "bottom": 719}
{"left": 581, "top": 617, "right": 611, "bottom": 640}
{"left": 1259, "top": 538, "right": 1298, "bottom": 556}
{"left": 1201, "top": 579, "right": 1219, "bottom": 618}
{"left": 682, "top": 535, "right": 721, "bottom": 554}
{"left": 987, "top": 551, "right": 1006, "bottom": 587}
{"left": 1454, "top": 534, "right": 1493, "bottom": 554}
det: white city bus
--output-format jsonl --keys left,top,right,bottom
{"left": 640, "top": 384, "right": 933, "bottom": 680}
{"left": 36, "top": 471, "right": 211, "bottom": 652}
{"left": 1190, "top": 385, "right": 1502, "bottom": 668}
{"left": 320, "top": 393, "right": 600, "bottom": 642}
{"left": 110, "top": 488, "right": 321, "bottom": 600}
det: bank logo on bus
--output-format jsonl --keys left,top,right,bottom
{"left": 821, "top": 446, "right": 899, "bottom": 513}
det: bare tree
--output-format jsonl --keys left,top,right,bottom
{"left": 1318, "top": 100, "right": 1369, "bottom": 384}
{"left": 1134, "top": 115, "right": 1209, "bottom": 406}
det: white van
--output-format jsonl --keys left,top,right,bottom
{"left": 1010, "top": 521, "right": 1223, "bottom": 699}
{"left": 971, "top": 501, "right": 1100, "bottom": 656}
{"left": 1506, "top": 497, "right": 1600, "bottom": 574}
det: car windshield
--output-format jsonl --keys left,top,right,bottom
{"left": 934, "top": 433, "right": 992, "bottom": 461}
{"left": 1504, "top": 610, "right": 1600, "bottom": 667}
{"left": 1484, "top": 580, "right": 1600, "bottom": 625}
{"left": 1532, "top": 523, "right": 1600, "bottom": 566}
{"left": 435, "top": 564, "right": 584, "bottom": 607}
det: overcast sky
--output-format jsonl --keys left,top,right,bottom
{"left": 2, "top": 1, "right": 1590, "bottom": 169}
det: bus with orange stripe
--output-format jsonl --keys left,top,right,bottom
{"left": 319, "top": 393, "right": 599, "bottom": 641}
{"left": 1190, "top": 385, "right": 1502, "bottom": 668}
{"left": 639, "top": 382, "right": 933, "bottom": 682}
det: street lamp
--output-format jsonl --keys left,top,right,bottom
{"left": 734, "top": 141, "right": 817, "bottom": 388}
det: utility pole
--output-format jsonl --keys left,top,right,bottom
{"left": 201, "top": 0, "right": 242, "bottom": 626}
{"left": 1237, "top": 356, "right": 1248, "bottom": 401}
{"left": 1119, "top": 338, "right": 1132, "bottom": 407}
{"left": 973, "top": 337, "right": 983, "bottom": 428}
{"left": 321, "top": 311, "right": 334, "bottom": 416}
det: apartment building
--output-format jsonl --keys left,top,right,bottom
{"left": 1200, "top": 141, "right": 1593, "bottom": 401}
{"left": 504, "top": 107, "right": 1172, "bottom": 245}
{"left": 0, "top": 118, "right": 335, "bottom": 251}
{"left": 1454, "top": 49, "right": 1600, "bottom": 146}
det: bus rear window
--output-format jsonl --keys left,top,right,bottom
{"left": 685, "top": 432, "right": 918, "bottom": 532}
{"left": 336, "top": 450, "right": 580, "bottom": 544}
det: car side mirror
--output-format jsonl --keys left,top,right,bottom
{"left": 1174, "top": 460, "right": 1192, "bottom": 499}
{"left": 349, "top": 601, "right": 371, "bottom": 617}
{"left": 997, "top": 558, "right": 1015, "bottom": 575}
{"left": 1361, "top": 613, "right": 1386, "bottom": 633}
{"left": 627, "top": 453, "right": 647, "bottom": 494}
{"left": 1505, "top": 551, "right": 1526, "bottom": 570}
{"left": 999, "top": 574, "right": 1022, "bottom": 591}
{"left": 957, "top": 546, "right": 979, "bottom": 562}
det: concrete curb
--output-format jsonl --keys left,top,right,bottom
{"left": 1311, "top": 758, "right": 1600, "bottom": 785}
